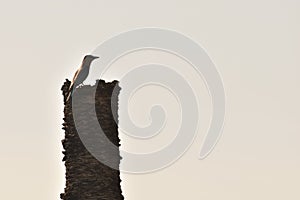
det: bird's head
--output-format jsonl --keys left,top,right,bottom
{"left": 83, "top": 55, "right": 99, "bottom": 64}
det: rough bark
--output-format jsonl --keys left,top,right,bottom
{"left": 60, "top": 79, "right": 123, "bottom": 200}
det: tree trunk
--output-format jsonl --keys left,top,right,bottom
{"left": 60, "top": 79, "right": 124, "bottom": 200}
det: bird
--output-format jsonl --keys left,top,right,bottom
{"left": 66, "top": 55, "right": 99, "bottom": 101}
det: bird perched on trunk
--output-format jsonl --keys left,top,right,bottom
{"left": 66, "top": 55, "right": 99, "bottom": 101}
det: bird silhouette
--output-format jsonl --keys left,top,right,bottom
{"left": 66, "top": 55, "right": 99, "bottom": 101}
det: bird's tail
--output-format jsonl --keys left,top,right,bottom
{"left": 66, "top": 84, "right": 74, "bottom": 102}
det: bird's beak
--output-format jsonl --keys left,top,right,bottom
{"left": 92, "top": 56, "right": 99, "bottom": 60}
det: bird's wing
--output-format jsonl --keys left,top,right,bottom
{"left": 73, "top": 67, "right": 87, "bottom": 86}
{"left": 72, "top": 69, "right": 80, "bottom": 83}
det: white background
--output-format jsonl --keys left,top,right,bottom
{"left": 0, "top": 0, "right": 299, "bottom": 199}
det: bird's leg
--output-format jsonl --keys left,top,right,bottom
{"left": 78, "top": 83, "right": 85, "bottom": 88}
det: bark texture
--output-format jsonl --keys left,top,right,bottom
{"left": 60, "top": 79, "right": 123, "bottom": 200}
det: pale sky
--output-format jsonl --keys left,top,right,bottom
{"left": 0, "top": 0, "right": 299, "bottom": 199}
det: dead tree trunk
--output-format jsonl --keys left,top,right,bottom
{"left": 60, "top": 79, "right": 124, "bottom": 200}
